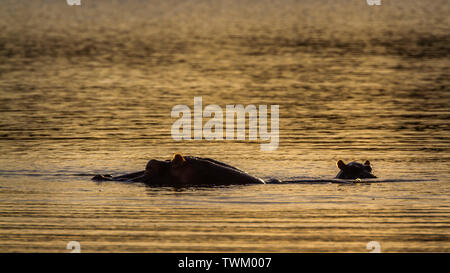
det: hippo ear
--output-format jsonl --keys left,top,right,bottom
{"left": 364, "top": 160, "right": 371, "bottom": 166}
{"left": 337, "top": 160, "right": 346, "bottom": 170}
{"left": 171, "top": 153, "right": 186, "bottom": 168}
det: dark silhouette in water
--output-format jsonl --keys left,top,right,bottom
{"left": 93, "top": 154, "right": 265, "bottom": 186}
{"left": 92, "top": 155, "right": 377, "bottom": 186}
{"left": 335, "top": 160, "right": 377, "bottom": 179}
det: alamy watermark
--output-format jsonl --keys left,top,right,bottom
{"left": 171, "top": 97, "right": 279, "bottom": 151}
{"left": 66, "top": 0, "right": 81, "bottom": 6}
{"left": 366, "top": 241, "right": 381, "bottom": 253}
{"left": 66, "top": 241, "right": 81, "bottom": 253}
{"left": 366, "top": 0, "right": 381, "bottom": 5}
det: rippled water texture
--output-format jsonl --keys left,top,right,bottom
{"left": 0, "top": 0, "right": 449, "bottom": 252}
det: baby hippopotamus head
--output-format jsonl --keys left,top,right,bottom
{"left": 336, "top": 160, "right": 377, "bottom": 179}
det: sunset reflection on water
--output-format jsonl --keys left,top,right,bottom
{"left": 0, "top": 0, "right": 448, "bottom": 252}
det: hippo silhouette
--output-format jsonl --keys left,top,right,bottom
{"left": 335, "top": 160, "right": 376, "bottom": 179}
{"left": 93, "top": 154, "right": 265, "bottom": 186}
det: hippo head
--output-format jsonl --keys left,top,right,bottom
{"left": 168, "top": 154, "right": 198, "bottom": 184}
{"left": 142, "top": 159, "right": 172, "bottom": 185}
{"left": 142, "top": 154, "right": 200, "bottom": 185}
{"left": 336, "top": 160, "right": 377, "bottom": 179}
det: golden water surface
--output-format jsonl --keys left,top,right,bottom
{"left": 0, "top": 0, "right": 449, "bottom": 252}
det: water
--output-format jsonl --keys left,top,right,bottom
{"left": 0, "top": 0, "right": 449, "bottom": 252}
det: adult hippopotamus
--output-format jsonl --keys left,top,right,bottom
{"left": 93, "top": 154, "right": 265, "bottom": 186}
{"left": 335, "top": 160, "right": 377, "bottom": 179}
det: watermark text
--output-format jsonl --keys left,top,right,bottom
{"left": 171, "top": 97, "right": 279, "bottom": 151}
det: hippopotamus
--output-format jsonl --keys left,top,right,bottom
{"left": 335, "top": 160, "right": 376, "bottom": 179}
{"left": 93, "top": 154, "right": 265, "bottom": 186}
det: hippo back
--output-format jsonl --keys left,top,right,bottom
{"left": 178, "top": 156, "right": 265, "bottom": 185}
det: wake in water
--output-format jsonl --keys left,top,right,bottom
{"left": 0, "top": 156, "right": 435, "bottom": 187}
{"left": 86, "top": 154, "right": 435, "bottom": 186}
{"left": 272, "top": 178, "right": 435, "bottom": 184}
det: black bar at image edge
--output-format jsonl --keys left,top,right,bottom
{"left": 0, "top": 253, "right": 447, "bottom": 272}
